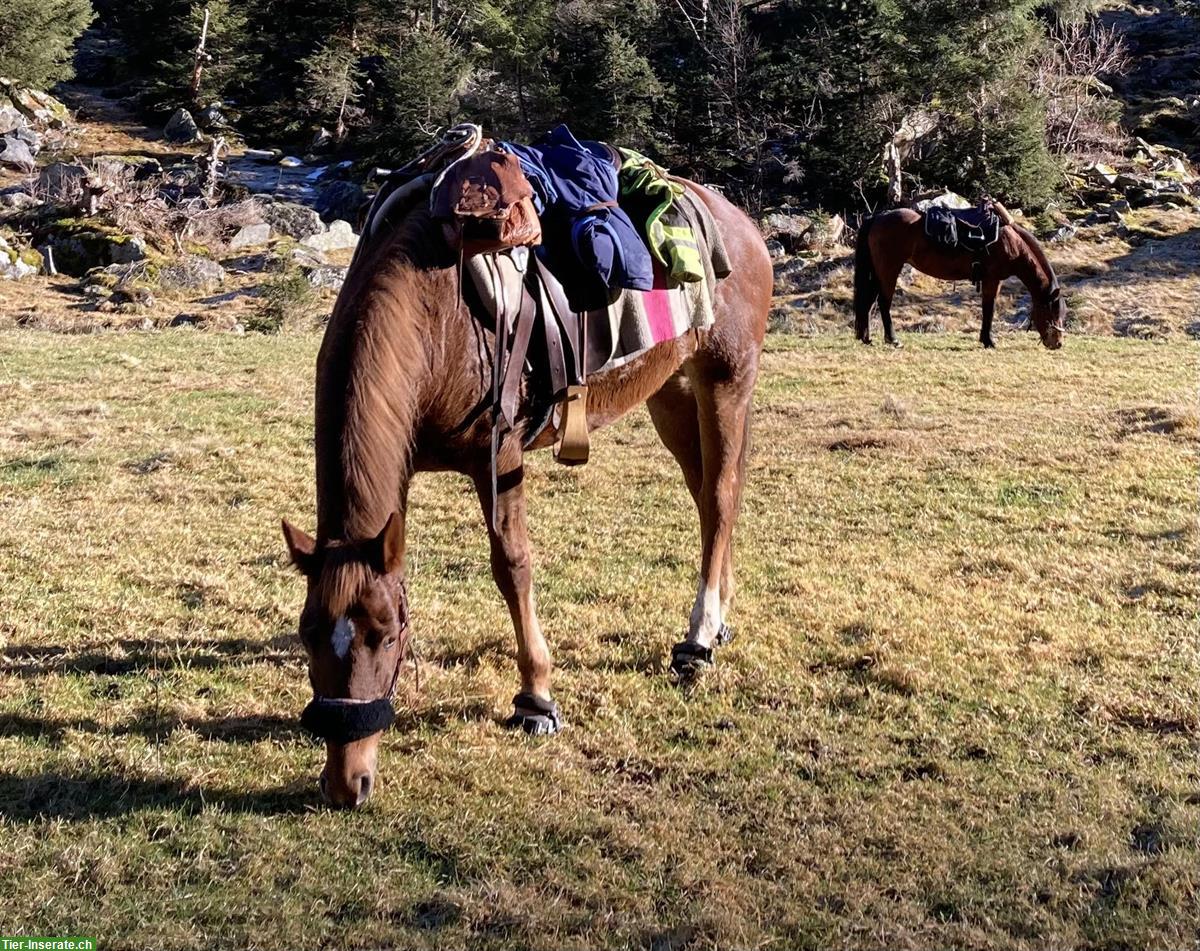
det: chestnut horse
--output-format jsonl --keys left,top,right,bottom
{"left": 854, "top": 208, "right": 1066, "bottom": 349}
{"left": 280, "top": 184, "right": 771, "bottom": 808}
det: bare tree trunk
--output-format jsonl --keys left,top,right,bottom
{"left": 883, "top": 141, "right": 903, "bottom": 206}
{"left": 189, "top": 6, "right": 211, "bottom": 105}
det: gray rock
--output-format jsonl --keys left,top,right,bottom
{"left": 164, "top": 108, "right": 203, "bottom": 144}
{"left": 1048, "top": 225, "right": 1078, "bottom": 243}
{"left": 0, "top": 243, "right": 38, "bottom": 280}
{"left": 915, "top": 190, "right": 972, "bottom": 211}
{"left": 305, "top": 265, "right": 347, "bottom": 290}
{"left": 289, "top": 246, "right": 327, "bottom": 268}
{"left": 228, "top": 222, "right": 272, "bottom": 249}
{"left": 801, "top": 213, "right": 846, "bottom": 250}
{"left": 38, "top": 162, "right": 88, "bottom": 201}
{"left": 0, "top": 187, "right": 40, "bottom": 212}
{"left": 300, "top": 219, "right": 357, "bottom": 252}
{"left": 0, "top": 105, "right": 26, "bottom": 135}
{"left": 159, "top": 255, "right": 227, "bottom": 292}
{"left": 315, "top": 180, "right": 367, "bottom": 224}
{"left": 259, "top": 200, "right": 325, "bottom": 240}
{"left": 0, "top": 134, "right": 35, "bottom": 171}
{"left": 764, "top": 238, "right": 786, "bottom": 260}
{"left": 169, "top": 312, "right": 202, "bottom": 327}
{"left": 279, "top": 155, "right": 304, "bottom": 168}
{"left": 760, "top": 211, "right": 813, "bottom": 253}
{"left": 197, "top": 104, "right": 229, "bottom": 130}
{"left": 110, "top": 236, "right": 148, "bottom": 264}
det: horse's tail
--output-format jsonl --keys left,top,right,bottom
{"left": 854, "top": 216, "right": 878, "bottom": 341}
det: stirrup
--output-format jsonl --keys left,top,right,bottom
{"left": 553, "top": 385, "right": 590, "bottom": 466}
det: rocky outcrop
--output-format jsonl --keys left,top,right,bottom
{"left": 36, "top": 220, "right": 148, "bottom": 276}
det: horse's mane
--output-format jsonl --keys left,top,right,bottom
{"left": 1010, "top": 223, "right": 1059, "bottom": 294}
{"left": 315, "top": 185, "right": 456, "bottom": 545}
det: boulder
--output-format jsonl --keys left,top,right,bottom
{"left": 800, "top": 213, "right": 846, "bottom": 250}
{"left": 300, "top": 219, "right": 357, "bottom": 252}
{"left": 1084, "top": 163, "right": 1119, "bottom": 187}
{"left": 760, "top": 210, "right": 813, "bottom": 253}
{"left": 164, "top": 108, "right": 203, "bottom": 144}
{"left": 197, "top": 103, "right": 230, "bottom": 130}
{"left": 304, "top": 265, "right": 347, "bottom": 291}
{"left": 764, "top": 238, "right": 786, "bottom": 260}
{"left": 315, "top": 180, "right": 367, "bottom": 224}
{"left": 0, "top": 134, "right": 35, "bottom": 171}
{"left": 259, "top": 200, "right": 325, "bottom": 240}
{"left": 228, "top": 222, "right": 272, "bottom": 249}
{"left": 159, "top": 255, "right": 227, "bottom": 292}
{"left": 0, "top": 81, "right": 73, "bottom": 128}
{"left": 310, "top": 127, "right": 333, "bottom": 151}
{"left": 279, "top": 155, "right": 304, "bottom": 168}
{"left": 0, "top": 188, "right": 40, "bottom": 212}
{"left": 38, "top": 162, "right": 88, "bottom": 202}
{"left": 0, "top": 105, "right": 25, "bottom": 134}
{"left": 914, "top": 190, "right": 972, "bottom": 211}
{"left": 0, "top": 236, "right": 40, "bottom": 280}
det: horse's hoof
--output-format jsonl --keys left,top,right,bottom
{"left": 715, "top": 623, "right": 735, "bottom": 647}
{"left": 503, "top": 692, "right": 562, "bottom": 736}
{"left": 670, "top": 641, "right": 715, "bottom": 679}
{"left": 981, "top": 338, "right": 996, "bottom": 349}
{"left": 886, "top": 338, "right": 902, "bottom": 349}
{"left": 858, "top": 336, "right": 872, "bottom": 346}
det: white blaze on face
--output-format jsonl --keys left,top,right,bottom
{"left": 331, "top": 616, "right": 355, "bottom": 658}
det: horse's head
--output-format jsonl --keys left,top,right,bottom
{"left": 281, "top": 513, "right": 409, "bottom": 809}
{"left": 1030, "top": 282, "right": 1066, "bottom": 350}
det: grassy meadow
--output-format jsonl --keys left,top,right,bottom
{"left": 0, "top": 328, "right": 1196, "bottom": 949}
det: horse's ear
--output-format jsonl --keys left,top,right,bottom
{"left": 371, "top": 512, "right": 405, "bottom": 576}
{"left": 1048, "top": 284, "right": 1061, "bottom": 305}
{"left": 281, "top": 519, "right": 319, "bottom": 576}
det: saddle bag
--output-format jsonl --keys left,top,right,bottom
{"left": 432, "top": 148, "right": 542, "bottom": 257}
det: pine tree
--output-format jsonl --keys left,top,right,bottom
{"left": 0, "top": 0, "right": 94, "bottom": 88}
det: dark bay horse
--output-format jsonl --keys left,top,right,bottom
{"left": 280, "top": 184, "right": 772, "bottom": 808}
{"left": 854, "top": 208, "right": 1066, "bottom": 349}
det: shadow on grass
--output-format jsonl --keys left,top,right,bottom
{"left": 0, "top": 770, "right": 316, "bottom": 821}
{"left": 0, "top": 633, "right": 302, "bottom": 677}
{"left": 0, "top": 711, "right": 309, "bottom": 745}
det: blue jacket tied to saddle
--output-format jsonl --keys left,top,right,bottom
{"left": 502, "top": 125, "right": 654, "bottom": 311}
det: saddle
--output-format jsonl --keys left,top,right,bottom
{"left": 924, "top": 202, "right": 1004, "bottom": 288}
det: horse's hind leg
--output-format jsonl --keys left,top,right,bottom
{"left": 663, "top": 353, "right": 755, "bottom": 676}
{"left": 877, "top": 264, "right": 903, "bottom": 348}
{"left": 472, "top": 452, "right": 559, "bottom": 736}
{"left": 648, "top": 373, "right": 737, "bottom": 626}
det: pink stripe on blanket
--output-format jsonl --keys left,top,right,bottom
{"left": 641, "top": 267, "right": 676, "bottom": 343}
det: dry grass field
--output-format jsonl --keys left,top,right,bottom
{"left": 0, "top": 328, "right": 1196, "bottom": 950}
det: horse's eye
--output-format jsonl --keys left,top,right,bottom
{"left": 383, "top": 636, "right": 398, "bottom": 650}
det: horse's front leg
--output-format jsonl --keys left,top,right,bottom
{"left": 473, "top": 459, "right": 560, "bottom": 736}
{"left": 980, "top": 279, "right": 999, "bottom": 349}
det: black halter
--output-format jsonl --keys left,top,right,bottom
{"left": 300, "top": 582, "right": 410, "bottom": 744}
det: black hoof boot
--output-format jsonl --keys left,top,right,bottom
{"left": 715, "top": 623, "right": 735, "bottom": 647}
{"left": 503, "top": 692, "right": 562, "bottom": 736}
{"left": 670, "top": 641, "right": 715, "bottom": 679}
